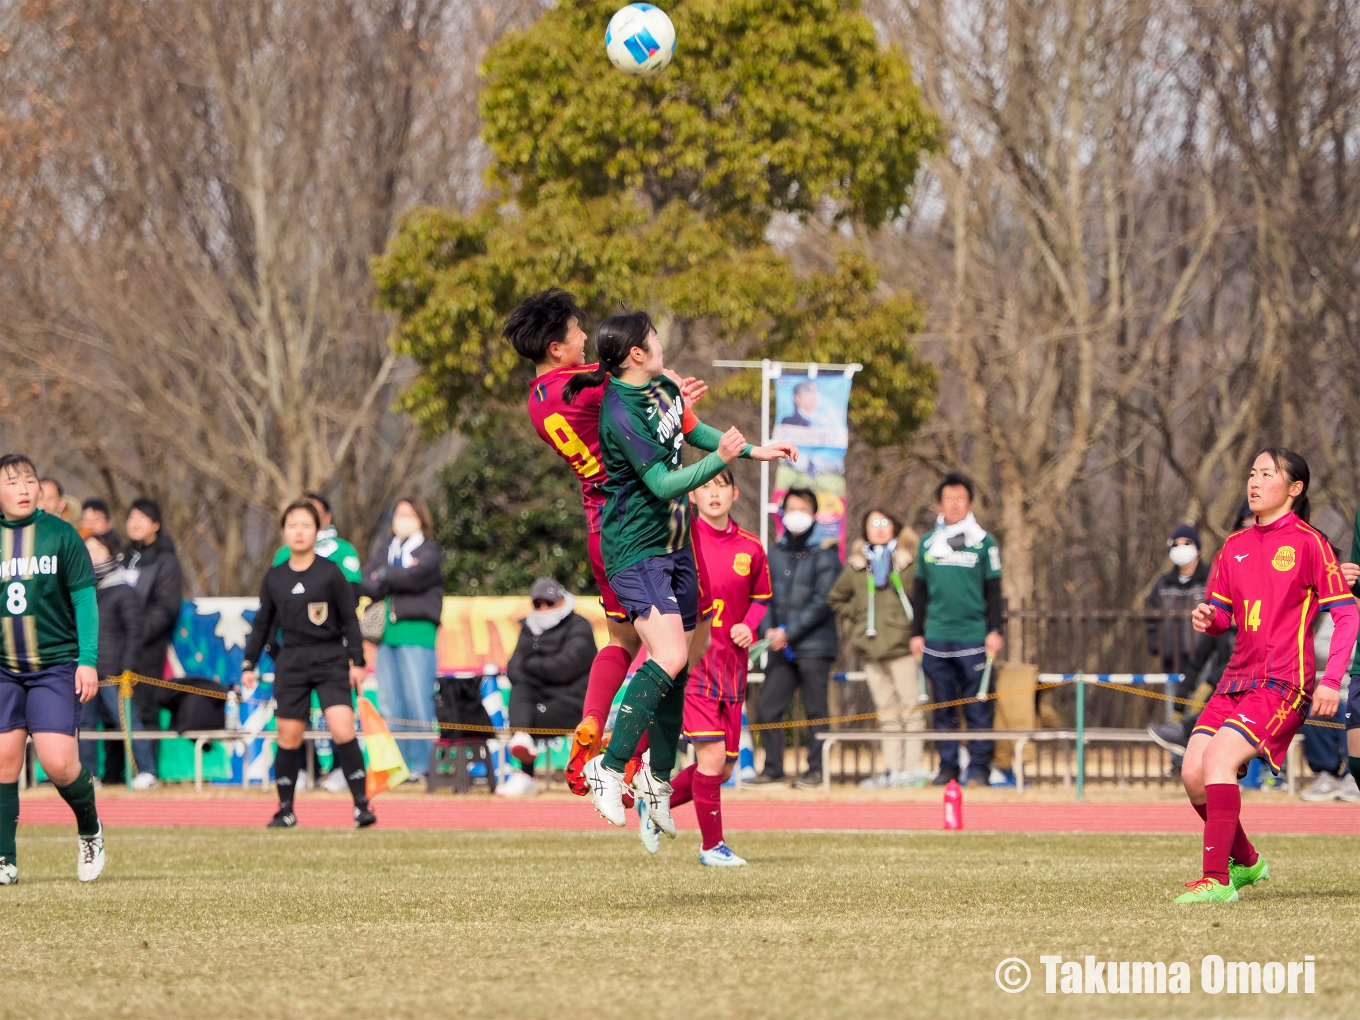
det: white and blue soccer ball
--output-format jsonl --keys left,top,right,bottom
{"left": 605, "top": 4, "right": 676, "bottom": 77}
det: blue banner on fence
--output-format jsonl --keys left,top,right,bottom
{"left": 772, "top": 372, "right": 852, "bottom": 553}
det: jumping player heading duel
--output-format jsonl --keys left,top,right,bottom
{"left": 1175, "top": 448, "right": 1358, "bottom": 903}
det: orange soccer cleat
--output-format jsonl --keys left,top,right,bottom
{"left": 565, "top": 716, "right": 602, "bottom": 797}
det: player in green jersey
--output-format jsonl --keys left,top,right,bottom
{"left": 563, "top": 312, "right": 795, "bottom": 831}
{"left": 270, "top": 492, "right": 362, "bottom": 587}
{"left": 0, "top": 454, "right": 106, "bottom": 883}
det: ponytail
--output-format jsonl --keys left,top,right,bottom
{"left": 562, "top": 310, "right": 656, "bottom": 404}
{"left": 1256, "top": 446, "right": 1311, "bottom": 523}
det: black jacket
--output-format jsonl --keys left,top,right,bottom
{"left": 759, "top": 533, "right": 841, "bottom": 660}
{"left": 507, "top": 611, "right": 596, "bottom": 695}
{"left": 1144, "top": 559, "right": 1210, "bottom": 667}
{"left": 124, "top": 531, "right": 184, "bottom": 678}
{"left": 95, "top": 568, "right": 144, "bottom": 680}
{"left": 361, "top": 536, "right": 445, "bottom": 626}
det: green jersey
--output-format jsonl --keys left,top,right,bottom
{"left": 273, "top": 527, "right": 362, "bottom": 582}
{"left": 914, "top": 530, "right": 1002, "bottom": 643}
{"left": 598, "top": 374, "right": 690, "bottom": 575}
{"left": 0, "top": 510, "right": 96, "bottom": 671}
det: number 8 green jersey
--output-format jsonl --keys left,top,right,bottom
{"left": 0, "top": 510, "right": 96, "bottom": 672}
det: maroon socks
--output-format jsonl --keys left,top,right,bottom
{"left": 693, "top": 770, "right": 724, "bottom": 851}
{"left": 670, "top": 764, "right": 695, "bottom": 807}
{"left": 582, "top": 646, "right": 633, "bottom": 727}
{"left": 1191, "top": 791, "right": 1257, "bottom": 876}
{"left": 1202, "top": 783, "right": 1242, "bottom": 884}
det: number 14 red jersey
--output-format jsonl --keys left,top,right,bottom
{"left": 1205, "top": 511, "right": 1354, "bottom": 696}
{"left": 528, "top": 366, "right": 609, "bottom": 534}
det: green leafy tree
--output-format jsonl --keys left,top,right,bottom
{"left": 434, "top": 414, "right": 595, "bottom": 595}
{"left": 372, "top": 0, "right": 941, "bottom": 441}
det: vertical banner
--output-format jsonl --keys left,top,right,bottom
{"left": 771, "top": 372, "right": 852, "bottom": 553}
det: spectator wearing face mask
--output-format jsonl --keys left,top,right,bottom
{"left": 500, "top": 577, "right": 597, "bottom": 797}
{"left": 751, "top": 488, "right": 841, "bottom": 788}
{"left": 362, "top": 496, "right": 444, "bottom": 782}
{"left": 1145, "top": 524, "right": 1209, "bottom": 674}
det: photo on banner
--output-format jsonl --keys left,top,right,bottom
{"left": 771, "top": 372, "right": 852, "bottom": 554}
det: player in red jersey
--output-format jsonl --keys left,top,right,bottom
{"left": 504, "top": 289, "right": 716, "bottom": 794}
{"left": 1174, "top": 448, "right": 1359, "bottom": 903}
{"left": 634, "top": 468, "right": 770, "bottom": 865}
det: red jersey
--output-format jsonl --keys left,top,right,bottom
{"left": 1205, "top": 511, "right": 1354, "bottom": 698}
{"left": 688, "top": 517, "right": 772, "bottom": 702}
{"left": 529, "top": 366, "right": 609, "bottom": 533}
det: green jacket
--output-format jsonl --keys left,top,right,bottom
{"left": 828, "top": 528, "right": 918, "bottom": 661}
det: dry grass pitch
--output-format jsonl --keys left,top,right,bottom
{"left": 4, "top": 826, "right": 1358, "bottom": 1019}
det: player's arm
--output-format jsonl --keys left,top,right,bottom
{"left": 64, "top": 530, "right": 99, "bottom": 702}
{"left": 731, "top": 547, "right": 773, "bottom": 649}
{"left": 640, "top": 429, "right": 747, "bottom": 501}
{"left": 1311, "top": 538, "right": 1358, "bottom": 715}
{"left": 1193, "top": 553, "right": 1233, "bottom": 635}
{"left": 683, "top": 417, "right": 797, "bottom": 464}
{"left": 333, "top": 569, "right": 367, "bottom": 689}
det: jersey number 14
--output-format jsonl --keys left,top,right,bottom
{"left": 1244, "top": 599, "right": 1262, "bottom": 631}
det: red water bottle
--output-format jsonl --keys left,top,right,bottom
{"left": 943, "top": 778, "right": 963, "bottom": 830}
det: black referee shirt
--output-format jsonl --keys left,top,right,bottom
{"left": 242, "top": 556, "right": 365, "bottom": 669}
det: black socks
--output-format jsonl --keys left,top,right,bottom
{"left": 332, "top": 739, "right": 369, "bottom": 808}
{"left": 274, "top": 747, "right": 301, "bottom": 811}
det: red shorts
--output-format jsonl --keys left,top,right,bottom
{"left": 1192, "top": 686, "right": 1306, "bottom": 772}
{"left": 690, "top": 524, "right": 716, "bottom": 619}
{"left": 588, "top": 531, "right": 628, "bottom": 621}
{"left": 682, "top": 692, "right": 741, "bottom": 759}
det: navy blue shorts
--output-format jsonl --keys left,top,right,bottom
{"left": 1346, "top": 674, "right": 1360, "bottom": 730}
{"left": 0, "top": 661, "right": 80, "bottom": 736}
{"left": 609, "top": 548, "right": 699, "bottom": 631}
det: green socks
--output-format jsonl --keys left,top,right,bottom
{"left": 647, "top": 666, "right": 688, "bottom": 777}
{"left": 0, "top": 781, "right": 16, "bottom": 862}
{"left": 603, "top": 659, "right": 674, "bottom": 772}
{"left": 55, "top": 767, "right": 101, "bottom": 837}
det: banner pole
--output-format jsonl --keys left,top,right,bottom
{"left": 760, "top": 358, "right": 772, "bottom": 549}
{"left": 1075, "top": 673, "right": 1085, "bottom": 802}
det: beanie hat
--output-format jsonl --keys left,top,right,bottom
{"left": 1169, "top": 523, "right": 1200, "bottom": 549}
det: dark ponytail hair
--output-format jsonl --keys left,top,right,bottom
{"left": 1256, "top": 447, "right": 1311, "bottom": 523}
{"left": 562, "top": 311, "right": 656, "bottom": 404}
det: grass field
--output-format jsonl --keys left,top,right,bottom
{"left": 5, "top": 826, "right": 1359, "bottom": 1019}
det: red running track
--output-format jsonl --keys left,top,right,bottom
{"left": 14, "top": 797, "right": 1360, "bottom": 835}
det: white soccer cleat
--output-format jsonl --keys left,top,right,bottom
{"left": 77, "top": 823, "right": 106, "bottom": 883}
{"left": 583, "top": 756, "right": 628, "bottom": 827}
{"left": 637, "top": 797, "right": 661, "bottom": 855}
{"left": 0, "top": 857, "right": 16, "bottom": 885}
{"left": 698, "top": 841, "right": 746, "bottom": 867}
{"left": 628, "top": 763, "right": 676, "bottom": 838}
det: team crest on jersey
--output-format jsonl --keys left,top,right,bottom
{"left": 307, "top": 602, "right": 328, "bottom": 626}
{"left": 733, "top": 552, "right": 752, "bottom": 576}
{"left": 1271, "top": 546, "right": 1296, "bottom": 572}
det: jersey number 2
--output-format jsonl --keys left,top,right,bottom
{"left": 544, "top": 414, "right": 601, "bottom": 480}
{"left": 5, "top": 582, "right": 26, "bottom": 615}
{"left": 1245, "top": 599, "right": 1262, "bottom": 631}
{"left": 710, "top": 598, "right": 725, "bottom": 628}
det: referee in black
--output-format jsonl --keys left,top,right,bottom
{"left": 242, "top": 499, "right": 374, "bottom": 829}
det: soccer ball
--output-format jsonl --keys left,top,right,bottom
{"left": 605, "top": 4, "right": 676, "bottom": 77}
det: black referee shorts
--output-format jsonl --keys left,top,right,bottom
{"left": 273, "top": 646, "right": 353, "bottom": 722}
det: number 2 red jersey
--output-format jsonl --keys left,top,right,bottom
{"left": 688, "top": 517, "right": 772, "bottom": 703}
{"left": 528, "top": 366, "right": 608, "bottom": 534}
{"left": 1205, "top": 511, "right": 1354, "bottom": 698}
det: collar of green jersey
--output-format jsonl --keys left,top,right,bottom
{"left": 0, "top": 509, "right": 42, "bottom": 528}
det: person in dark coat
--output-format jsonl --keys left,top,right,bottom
{"left": 1144, "top": 523, "right": 1210, "bottom": 673}
{"left": 752, "top": 488, "right": 841, "bottom": 788}
{"left": 77, "top": 533, "right": 154, "bottom": 783}
{"left": 361, "top": 495, "right": 445, "bottom": 780}
{"left": 121, "top": 498, "right": 183, "bottom": 785}
{"left": 500, "top": 577, "right": 598, "bottom": 796}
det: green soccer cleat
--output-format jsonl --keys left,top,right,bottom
{"left": 1229, "top": 855, "right": 1270, "bottom": 890}
{"left": 1174, "top": 877, "right": 1239, "bottom": 903}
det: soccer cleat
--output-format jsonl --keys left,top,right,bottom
{"left": 583, "top": 756, "right": 628, "bottom": 827}
{"left": 77, "top": 824, "right": 106, "bottom": 883}
{"left": 353, "top": 803, "right": 377, "bottom": 829}
{"left": 699, "top": 842, "right": 747, "bottom": 867}
{"left": 266, "top": 809, "right": 297, "bottom": 829}
{"left": 1228, "top": 855, "right": 1269, "bottom": 890}
{"left": 628, "top": 763, "right": 676, "bottom": 838}
{"left": 637, "top": 797, "right": 661, "bottom": 855}
{"left": 1173, "top": 877, "right": 1238, "bottom": 903}
{"left": 621, "top": 756, "right": 641, "bottom": 810}
{"left": 0, "top": 857, "right": 16, "bottom": 885}
{"left": 564, "top": 717, "right": 602, "bottom": 797}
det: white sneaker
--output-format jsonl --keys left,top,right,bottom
{"left": 582, "top": 756, "right": 628, "bottom": 826}
{"left": 294, "top": 771, "right": 313, "bottom": 792}
{"left": 1338, "top": 772, "right": 1360, "bottom": 804}
{"left": 494, "top": 770, "right": 539, "bottom": 797}
{"left": 130, "top": 772, "right": 158, "bottom": 792}
{"left": 77, "top": 823, "right": 106, "bottom": 882}
{"left": 322, "top": 768, "right": 348, "bottom": 793}
{"left": 859, "top": 773, "right": 890, "bottom": 789}
{"left": 637, "top": 797, "right": 661, "bottom": 855}
{"left": 628, "top": 763, "right": 676, "bottom": 838}
{"left": 0, "top": 857, "right": 16, "bottom": 885}
{"left": 699, "top": 841, "right": 746, "bottom": 867}
{"left": 1300, "top": 772, "right": 1342, "bottom": 802}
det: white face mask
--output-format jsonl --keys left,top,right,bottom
{"left": 392, "top": 514, "right": 421, "bottom": 540}
{"left": 782, "top": 510, "right": 814, "bottom": 536}
{"left": 1169, "top": 544, "right": 1198, "bottom": 567}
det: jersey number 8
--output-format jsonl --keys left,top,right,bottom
{"left": 6, "top": 582, "right": 26, "bottom": 615}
